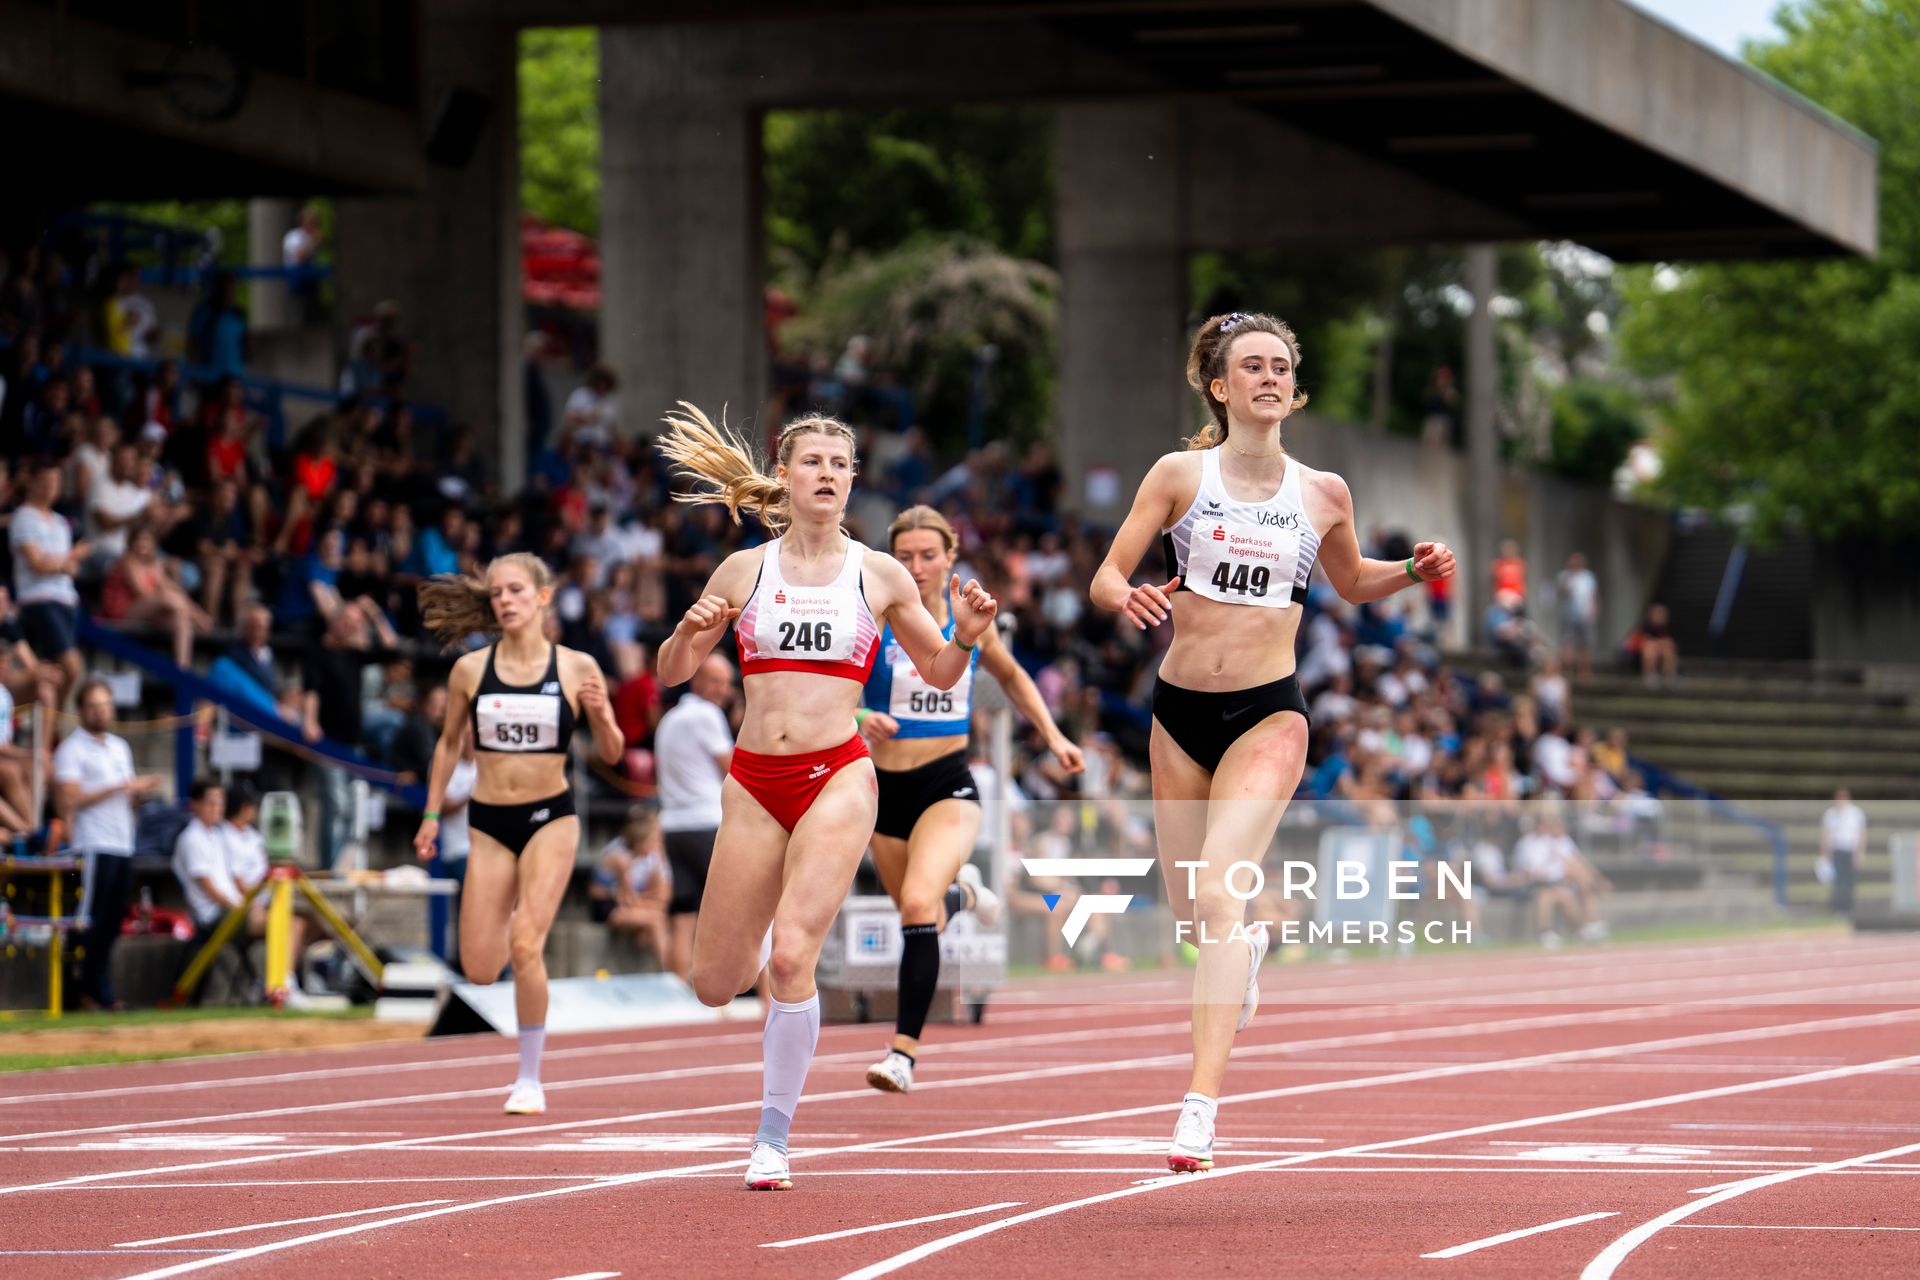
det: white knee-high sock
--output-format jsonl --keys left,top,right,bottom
{"left": 517, "top": 1025, "right": 546, "bottom": 1085}
{"left": 754, "top": 993, "right": 820, "bottom": 1154}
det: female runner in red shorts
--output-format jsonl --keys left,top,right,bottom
{"left": 654, "top": 404, "right": 997, "bottom": 1191}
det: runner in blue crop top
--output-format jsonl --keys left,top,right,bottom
{"left": 856, "top": 506, "right": 1086, "bottom": 1095}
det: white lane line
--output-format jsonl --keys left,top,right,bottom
{"left": 1421, "top": 1212, "right": 1619, "bottom": 1258}
{"left": 830, "top": 1050, "right": 1920, "bottom": 1280}
{"left": 4, "top": 931, "right": 1894, "bottom": 1108}
{"left": 11, "top": 951, "right": 1916, "bottom": 1150}
{"left": 116, "top": 1200, "right": 455, "bottom": 1247}
{"left": 1579, "top": 1138, "right": 1920, "bottom": 1280}
{"left": 105, "top": 1012, "right": 1920, "bottom": 1279}
{"left": 762, "top": 1203, "right": 1026, "bottom": 1249}
{"left": 8, "top": 980, "right": 1915, "bottom": 1201}
{"left": 0, "top": 1011, "right": 1200, "bottom": 1143}
{"left": 549, "top": 1272, "right": 622, "bottom": 1279}
{"left": 0, "top": 998, "right": 1148, "bottom": 1107}
{"left": 1678, "top": 1223, "right": 1920, "bottom": 1231}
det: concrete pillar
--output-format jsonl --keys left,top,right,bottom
{"left": 1055, "top": 103, "right": 1192, "bottom": 526}
{"left": 333, "top": 0, "right": 522, "bottom": 490}
{"left": 1463, "top": 244, "right": 1499, "bottom": 642}
{"left": 599, "top": 28, "right": 766, "bottom": 447}
{"left": 247, "top": 199, "right": 295, "bottom": 331}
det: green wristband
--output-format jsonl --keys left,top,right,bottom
{"left": 1404, "top": 557, "right": 1423, "bottom": 583}
{"left": 424, "top": 810, "right": 439, "bottom": 822}
{"left": 854, "top": 708, "right": 870, "bottom": 726}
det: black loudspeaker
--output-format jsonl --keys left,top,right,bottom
{"left": 424, "top": 85, "right": 494, "bottom": 168}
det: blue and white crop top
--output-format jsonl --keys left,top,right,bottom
{"left": 863, "top": 614, "right": 979, "bottom": 738}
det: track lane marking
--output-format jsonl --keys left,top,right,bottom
{"left": 115, "top": 1201, "right": 455, "bottom": 1247}
{"left": 831, "top": 1049, "right": 1920, "bottom": 1280}
{"left": 11, "top": 949, "right": 1916, "bottom": 1146}
{"left": 102, "top": 1010, "right": 1920, "bottom": 1278}
{"left": 1580, "top": 1138, "right": 1920, "bottom": 1279}
{"left": 6, "top": 979, "right": 1914, "bottom": 1198}
{"left": 3, "top": 932, "right": 1897, "bottom": 1110}
{"left": 762, "top": 1203, "right": 1026, "bottom": 1249}
{"left": 1421, "top": 1212, "right": 1618, "bottom": 1258}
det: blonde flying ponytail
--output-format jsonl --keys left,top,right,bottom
{"left": 657, "top": 402, "right": 859, "bottom": 533}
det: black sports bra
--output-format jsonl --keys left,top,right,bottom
{"left": 470, "top": 643, "right": 577, "bottom": 755}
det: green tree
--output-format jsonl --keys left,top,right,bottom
{"left": 1549, "top": 377, "right": 1646, "bottom": 485}
{"left": 518, "top": 28, "right": 599, "bottom": 235}
{"left": 782, "top": 237, "right": 1058, "bottom": 451}
{"left": 763, "top": 107, "right": 1052, "bottom": 285}
{"left": 1617, "top": 0, "right": 1920, "bottom": 539}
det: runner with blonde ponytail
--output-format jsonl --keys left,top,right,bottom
{"left": 654, "top": 404, "right": 999, "bottom": 1191}
{"left": 413, "top": 551, "right": 625, "bottom": 1117}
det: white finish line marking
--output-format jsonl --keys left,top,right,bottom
{"left": 764, "top": 1203, "right": 1026, "bottom": 1249}
{"left": 549, "top": 1272, "right": 622, "bottom": 1279}
{"left": 117, "top": 1200, "right": 454, "bottom": 1247}
{"left": 1422, "top": 1212, "right": 1618, "bottom": 1258}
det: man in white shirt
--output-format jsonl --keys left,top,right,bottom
{"left": 438, "top": 727, "right": 479, "bottom": 867}
{"left": 85, "top": 443, "right": 153, "bottom": 565}
{"left": 174, "top": 779, "right": 240, "bottom": 929}
{"left": 0, "top": 675, "right": 35, "bottom": 840}
{"left": 653, "top": 655, "right": 735, "bottom": 980}
{"left": 1820, "top": 788, "right": 1868, "bottom": 914}
{"left": 56, "top": 678, "right": 162, "bottom": 1010}
{"left": 282, "top": 205, "right": 324, "bottom": 324}
{"left": 1557, "top": 552, "right": 1600, "bottom": 679}
{"left": 11, "top": 459, "right": 88, "bottom": 706}
{"left": 562, "top": 365, "right": 620, "bottom": 448}
{"left": 187, "top": 783, "right": 312, "bottom": 1004}
{"left": 1512, "top": 813, "right": 1605, "bottom": 946}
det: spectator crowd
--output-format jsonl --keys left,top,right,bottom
{"left": 0, "top": 225, "right": 1696, "bottom": 1009}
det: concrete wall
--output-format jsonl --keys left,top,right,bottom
{"left": 598, "top": 28, "right": 767, "bottom": 442}
{"left": 1813, "top": 539, "right": 1920, "bottom": 669}
{"left": 334, "top": 0, "right": 522, "bottom": 484}
{"left": 1281, "top": 414, "right": 1668, "bottom": 652}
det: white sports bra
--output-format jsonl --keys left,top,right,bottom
{"left": 733, "top": 535, "right": 882, "bottom": 682}
{"left": 1160, "top": 449, "right": 1321, "bottom": 609}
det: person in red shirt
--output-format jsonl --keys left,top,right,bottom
{"left": 1492, "top": 538, "right": 1527, "bottom": 602}
{"left": 613, "top": 647, "right": 662, "bottom": 779}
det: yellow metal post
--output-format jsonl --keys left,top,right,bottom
{"left": 264, "top": 867, "right": 295, "bottom": 1001}
{"left": 296, "top": 876, "right": 384, "bottom": 982}
{"left": 48, "top": 870, "right": 62, "bottom": 1018}
{"left": 168, "top": 878, "right": 268, "bottom": 1005}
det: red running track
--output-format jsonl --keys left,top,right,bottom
{"left": 2, "top": 932, "right": 1918, "bottom": 1279}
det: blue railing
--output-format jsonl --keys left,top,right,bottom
{"left": 50, "top": 211, "right": 211, "bottom": 280}
{"left": 1631, "top": 755, "right": 1792, "bottom": 905}
{"left": 138, "top": 263, "right": 334, "bottom": 289}
{"left": 75, "top": 617, "right": 452, "bottom": 958}
{"left": 76, "top": 615, "right": 427, "bottom": 811}
{"left": 65, "top": 343, "right": 445, "bottom": 452}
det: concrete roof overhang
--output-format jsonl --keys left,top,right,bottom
{"left": 559, "top": 0, "right": 1879, "bottom": 262}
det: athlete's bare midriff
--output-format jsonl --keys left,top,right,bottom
{"left": 736, "top": 670, "right": 863, "bottom": 754}
{"left": 869, "top": 732, "right": 967, "bottom": 772}
{"left": 472, "top": 752, "right": 572, "bottom": 807}
{"left": 1155, "top": 593, "right": 1305, "bottom": 692}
